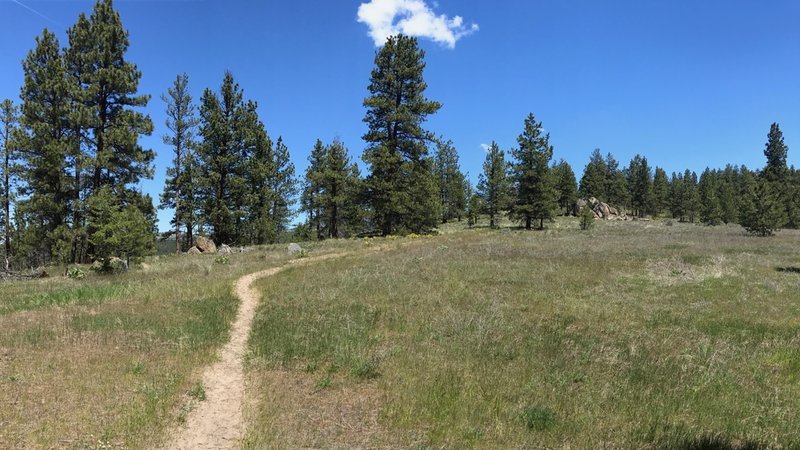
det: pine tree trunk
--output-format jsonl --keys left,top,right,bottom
{"left": 3, "top": 128, "right": 9, "bottom": 270}
{"left": 525, "top": 217, "right": 531, "bottom": 230}
{"left": 72, "top": 148, "right": 82, "bottom": 263}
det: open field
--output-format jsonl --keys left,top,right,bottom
{"left": 243, "top": 220, "right": 800, "bottom": 449}
{"left": 0, "top": 240, "right": 355, "bottom": 449}
{"left": 2, "top": 219, "right": 800, "bottom": 449}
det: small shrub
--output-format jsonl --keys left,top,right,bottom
{"left": 128, "top": 362, "right": 145, "bottom": 375}
{"left": 67, "top": 267, "right": 86, "bottom": 280}
{"left": 316, "top": 376, "right": 332, "bottom": 390}
{"left": 520, "top": 405, "right": 556, "bottom": 431}
{"left": 188, "top": 382, "right": 206, "bottom": 401}
{"left": 579, "top": 206, "right": 595, "bottom": 231}
{"left": 351, "top": 358, "right": 380, "bottom": 380}
{"left": 214, "top": 255, "right": 229, "bottom": 265}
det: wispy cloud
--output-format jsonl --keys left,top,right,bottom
{"left": 357, "top": 0, "right": 478, "bottom": 49}
{"left": 9, "top": 0, "right": 61, "bottom": 26}
{"left": 480, "top": 143, "right": 490, "bottom": 153}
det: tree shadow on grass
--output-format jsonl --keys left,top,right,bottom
{"left": 776, "top": 267, "right": 800, "bottom": 274}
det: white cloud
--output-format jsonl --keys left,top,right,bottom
{"left": 480, "top": 143, "right": 491, "bottom": 153}
{"left": 357, "top": 0, "right": 478, "bottom": 49}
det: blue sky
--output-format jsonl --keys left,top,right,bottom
{"left": 1, "top": 0, "right": 798, "bottom": 230}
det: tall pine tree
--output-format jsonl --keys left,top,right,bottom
{"left": 579, "top": 149, "right": 608, "bottom": 200}
{"left": 1, "top": 100, "right": 19, "bottom": 269}
{"left": 434, "top": 139, "right": 468, "bottom": 223}
{"left": 362, "top": 35, "right": 441, "bottom": 235}
{"left": 553, "top": 159, "right": 578, "bottom": 215}
{"left": 302, "top": 139, "right": 327, "bottom": 239}
{"left": 66, "top": 0, "right": 155, "bottom": 263}
{"left": 763, "top": 123, "right": 789, "bottom": 183}
{"left": 651, "top": 167, "right": 670, "bottom": 216}
{"left": 625, "top": 154, "right": 652, "bottom": 217}
{"left": 318, "top": 140, "right": 362, "bottom": 238}
{"left": 268, "top": 137, "right": 297, "bottom": 239}
{"left": 510, "top": 113, "right": 557, "bottom": 229}
{"left": 698, "top": 168, "right": 722, "bottom": 225}
{"left": 478, "top": 142, "right": 511, "bottom": 229}
{"left": 197, "top": 72, "right": 248, "bottom": 245}
{"left": 16, "top": 30, "right": 74, "bottom": 265}
{"left": 160, "top": 74, "right": 199, "bottom": 253}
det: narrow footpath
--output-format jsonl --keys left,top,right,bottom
{"left": 164, "top": 253, "right": 345, "bottom": 449}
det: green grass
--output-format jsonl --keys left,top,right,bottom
{"left": 244, "top": 219, "right": 800, "bottom": 449}
{"left": 0, "top": 242, "right": 353, "bottom": 449}
{"left": 3, "top": 219, "right": 800, "bottom": 448}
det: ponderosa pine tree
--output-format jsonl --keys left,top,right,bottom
{"left": 66, "top": 0, "right": 154, "bottom": 189}
{"left": 606, "top": 152, "right": 629, "bottom": 209}
{"left": 65, "top": 0, "right": 154, "bottom": 263}
{"left": 685, "top": 169, "right": 701, "bottom": 223}
{"left": 197, "top": 72, "right": 248, "bottom": 245}
{"left": 625, "top": 154, "right": 652, "bottom": 217}
{"left": 317, "top": 139, "right": 362, "bottom": 238}
{"left": 302, "top": 139, "right": 327, "bottom": 239}
{"left": 553, "top": 159, "right": 578, "bottom": 215}
{"left": 434, "top": 139, "right": 468, "bottom": 223}
{"left": 478, "top": 142, "right": 511, "bottom": 229}
{"left": 718, "top": 165, "right": 740, "bottom": 224}
{"left": 268, "top": 137, "right": 297, "bottom": 239}
{"left": 510, "top": 113, "right": 557, "bottom": 229}
{"left": 669, "top": 172, "right": 686, "bottom": 221}
{"left": 579, "top": 149, "right": 608, "bottom": 200}
{"left": 740, "top": 174, "right": 787, "bottom": 236}
{"left": 760, "top": 123, "right": 796, "bottom": 228}
{"left": 362, "top": 35, "right": 441, "bottom": 235}
{"left": 16, "top": 30, "right": 74, "bottom": 265}
{"left": 466, "top": 182, "right": 483, "bottom": 228}
{"left": 698, "top": 168, "right": 722, "bottom": 225}
{"left": 763, "top": 123, "right": 789, "bottom": 183}
{"left": 1, "top": 100, "right": 18, "bottom": 269}
{"left": 786, "top": 167, "right": 800, "bottom": 228}
{"left": 160, "top": 73, "right": 199, "bottom": 253}
{"left": 245, "top": 123, "right": 278, "bottom": 244}
{"left": 651, "top": 167, "right": 670, "bottom": 216}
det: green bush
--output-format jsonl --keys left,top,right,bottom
{"left": 66, "top": 267, "right": 86, "bottom": 280}
{"left": 579, "top": 206, "right": 595, "bottom": 231}
{"left": 520, "top": 405, "right": 556, "bottom": 431}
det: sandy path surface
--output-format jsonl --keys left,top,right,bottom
{"left": 163, "top": 253, "right": 345, "bottom": 449}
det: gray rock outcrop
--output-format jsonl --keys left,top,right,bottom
{"left": 288, "top": 243, "right": 303, "bottom": 256}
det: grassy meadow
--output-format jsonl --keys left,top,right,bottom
{"left": 243, "top": 219, "right": 800, "bottom": 449}
{"left": 0, "top": 240, "right": 355, "bottom": 449}
{"left": 1, "top": 218, "right": 799, "bottom": 449}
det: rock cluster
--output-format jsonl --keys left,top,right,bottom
{"left": 575, "top": 197, "right": 622, "bottom": 220}
{"left": 187, "top": 236, "right": 219, "bottom": 255}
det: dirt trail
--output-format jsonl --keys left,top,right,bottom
{"left": 164, "top": 253, "right": 345, "bottom": 449}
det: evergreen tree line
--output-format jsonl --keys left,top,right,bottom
{"left": 159, "top": 71, "right": 297, "bottom": 251}
{"left": 0, "top": 2, "right": 796, "bottom": 269}
{"left": 0, "top": 0, "right": 298, "bottom": 268}
{"left": 474, "top": 120, "right": 797, "bottom": 236}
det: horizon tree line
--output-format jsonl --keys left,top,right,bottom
{"left": 0, "top": 0, "right": 797, "bottom": 269}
